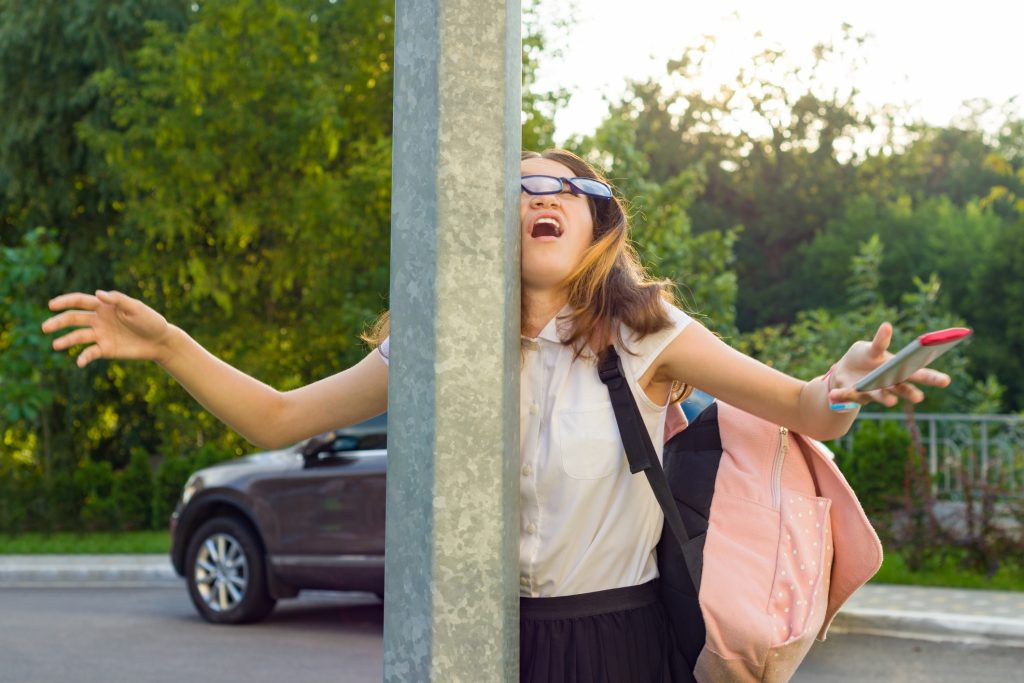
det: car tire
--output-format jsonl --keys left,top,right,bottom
{"left": 184, "top": 516, "right": 276, "bottom": 624}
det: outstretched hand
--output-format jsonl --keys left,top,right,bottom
{"left": 41, "top": 290, "right": 173, "bottom": 368}
{"left": 827, "top": 322, "right": 952, "bottom": 409}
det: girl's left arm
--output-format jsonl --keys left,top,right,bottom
{"left": 652, "top": 321, "right": 951, "bottom": 441}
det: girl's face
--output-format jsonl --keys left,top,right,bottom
{"left": 519, "top": 157, "right": 596, "bottom": 293}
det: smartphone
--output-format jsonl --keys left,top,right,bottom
{"left": 854, "top": 327, "right": 972, "bottom": 392}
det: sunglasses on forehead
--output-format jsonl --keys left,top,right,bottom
{"left": 521, "top": 175, "right": 613, "bottom": 200}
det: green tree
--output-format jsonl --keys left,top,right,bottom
{"left": 0, "top": 0, "right": 194, "bottom": 509}
{"left": 594, "top": 29, "right": 877, "bottom": 329}
{"left": 739, "top": 235, "right": 1000, "bottom": 414}
{"left": 521, "top": 0, "right": 573, "bottom": 151}
{"left": 0, "top": 229, "right": 62, "bottom": 472}
{"left": 81, "top": 0, "right": 396, "bottom": 461}
{"left": 573, "top": 110, "right": 740, "bottom": 336}
{"left": 0, "top": 0, "right": 190, "bottom": 245}
{"left": 966, "top": 147, "right": 1024, "bottom": 409}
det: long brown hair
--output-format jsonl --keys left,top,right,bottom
{"left": 522, "top": 149, "right": 677, "bottom": 358}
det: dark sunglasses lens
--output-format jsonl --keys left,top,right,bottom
{"left": 521, "top": 176, "right": 562, "bottom": 194}
{"left": 571, "top": 178, "right": 612, "bottom": 199}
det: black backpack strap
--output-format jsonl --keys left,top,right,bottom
{"left": 598, "top": 346, "right": 693, "bottom": 556}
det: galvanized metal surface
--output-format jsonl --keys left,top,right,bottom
{"left": 384, "top": 1, "right": 521, "bottom": 680}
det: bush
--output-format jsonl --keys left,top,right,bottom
{"left": 0, "top": 462, "right": 46, "bottom": 532}
{"left": 114, "top": 448, "right": 154, "bottom": 531}
{"left": 152, "top": 454, "right": 195, "bottom": 529}
{"left": 833, "top": 419, "right": 911, "bottom": 516}
{"left": 47, "top": 470, "right": 83, "bottom": 532}
{"left": 75, "top": 459, "right": 119, "bottom": 531}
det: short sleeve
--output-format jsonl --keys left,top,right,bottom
{"left": 621, "top": 300, "right": 692, "bottom": 381}
{"left": 377, "top": 336, "right": 390, "bottom": 366}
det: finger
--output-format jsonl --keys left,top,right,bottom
{"left": 828, "top": 387, "right": 868, "bottom": 407}
{"left": 52, "top": 328, "right": 97, "bottom": 351}
{"left": 41, "top": 310, "right": 96, "bottom": 334}
{"left": 76, "top": 344, "right": 104, "bottom": 368}
{"left": 907, "top": 368, "right": 951, "bottom": 388}
{"left": 97, "top": 289, "right": 141, "bottom": 319}
{"left": 48, "top": 292, "right": 99, "bottom": 313}
{"left": 860, "top": 388, "right": 896, "bottom": 408}
{"left": 870, "top": 322, "right": 893, "bottom": 357}
{"left": 829, "top": 385, "right": 896, "bottom": 408}
{"left": 95, "top": 289, "right": 127, "bottom": 306}
{"left": 890, "top": 381, "right": 925, "bottom": 404}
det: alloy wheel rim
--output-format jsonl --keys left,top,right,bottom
{"left": 194, "top": 532, "right": 249, "bottom": 612}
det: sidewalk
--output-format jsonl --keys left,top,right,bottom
{"left": 1, "top": 554, "right": 1022, "bottom": 647}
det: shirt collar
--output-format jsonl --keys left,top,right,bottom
{"left": 524, "top": 305, "right": 572, "bottom": 344}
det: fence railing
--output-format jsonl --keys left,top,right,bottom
{"left": 835, "top": 412, "right": 1024, "bottom": 499}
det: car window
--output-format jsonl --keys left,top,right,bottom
{"left": 329, "top": 435, "right": 361, "bottom": 452}
{"left": 355, "top": 433, "right": 386, "bottom": 450}
{"left": 325, "top": 433, "right": 386, "bottom": 453}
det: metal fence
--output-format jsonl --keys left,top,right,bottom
{"left": 836, "top": 412, "right": 1024, "bottom": 499}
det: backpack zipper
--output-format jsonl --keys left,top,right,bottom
{"left": 772, "top": 426, "right": 788, "bottom": 509}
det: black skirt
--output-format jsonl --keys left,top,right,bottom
{"left": 519, "top": 580, "right": 694, "bottom": 683}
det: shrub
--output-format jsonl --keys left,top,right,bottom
{"left": 152, "top": 454, "right": 195, "bottom": 530}
{"left": 833, "top": 419, "right": 911, "bottom": 516}
{"left": 114, "top": 448, "right": 154, "bottom": 531}
{"left": 75, "top": 459, "right": 119, "bottom": 531}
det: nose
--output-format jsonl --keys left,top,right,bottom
{"left": 528, "top": 192, "right": 561, "bottom": 208}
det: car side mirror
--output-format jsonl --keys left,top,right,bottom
{"left": 300, "top": 431, "right": 337, "bottom": 458}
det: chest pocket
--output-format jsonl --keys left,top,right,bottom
{"left": 556, "top": 403, "right": 624, "bottom": 479}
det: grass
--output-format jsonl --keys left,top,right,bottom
{"left": 872, "top": 547, "right": 1024, "bottom": 592}
{"left": 0, "top": 531, "right": 170, "bottom": 555}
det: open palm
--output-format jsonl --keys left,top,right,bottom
{"left": 41, "top": 290, "right": 172, "bottom": 367}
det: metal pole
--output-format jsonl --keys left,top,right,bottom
{"left": 384, "top": 0, "right": 521, "bottom": 680}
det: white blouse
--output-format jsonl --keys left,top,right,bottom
{"left": 376, "top": 301, "right": 693, "bottom": 597}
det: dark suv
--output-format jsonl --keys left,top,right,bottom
{"left": 169, "top": 414, "right": 387, "bottom": 624}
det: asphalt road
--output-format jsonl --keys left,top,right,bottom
{"left": 0, "top": 586, "right": 383, "bottom": 683}
{"left": 2, "top": 586, "right": 1021, "bottom": 682}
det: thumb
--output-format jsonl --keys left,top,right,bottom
{"left": 870, "top": 322, "right": 893, "bottom": 358}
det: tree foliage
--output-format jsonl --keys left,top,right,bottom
{"left": 738, "top": 236, "right": 1003, "bottom": 414}
{"left": 0, "top": 0, "right": 570, "bottom": 532}
{"left": 1, "top": 4, "right": 1020, "bottom": 533}
{"left": 583, "top": 28, "right": 1023, "bottom": 408}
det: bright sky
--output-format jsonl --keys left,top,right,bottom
{"left": 534, "top": 0, "right": 1023, "bottom": 144}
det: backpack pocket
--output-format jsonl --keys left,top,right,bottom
{"left": 767, "top": 491, "right": 833, "bottom": 646}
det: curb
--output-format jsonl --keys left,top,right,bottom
{"left": 830, "top": 608, "right": 1024, "bottom": 648}
{"left": 0, "top": 555, "right": 178, "bottom": 587}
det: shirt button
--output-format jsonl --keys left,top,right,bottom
{"left": 526, "top": 523, "right": 537, "bottom": 535}
{"left": 529, "top": 402, "right": 539, "bottom": 415}
{"left": 521, "top": 464, "right": 532, "bottom": 476}
{"left": 519, "top": 575, "right": 529, "bottom": 586}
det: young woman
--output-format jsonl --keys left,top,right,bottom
{"left": 42, "top": 149, "right": 949, "bottom": 682}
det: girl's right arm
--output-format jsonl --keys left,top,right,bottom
{"left": 42, "top": 290, "right": 388, "bottom": 450}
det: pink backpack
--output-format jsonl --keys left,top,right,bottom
{"left": 600, "top": 348, "right": 883, "bottom": 683}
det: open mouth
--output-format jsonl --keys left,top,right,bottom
{"left": 531, "top": 217, "right": 563, "bottom": 238}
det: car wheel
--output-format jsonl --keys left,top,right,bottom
{"left": 185, "top": 516, "right": 276, "bottom": 624}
